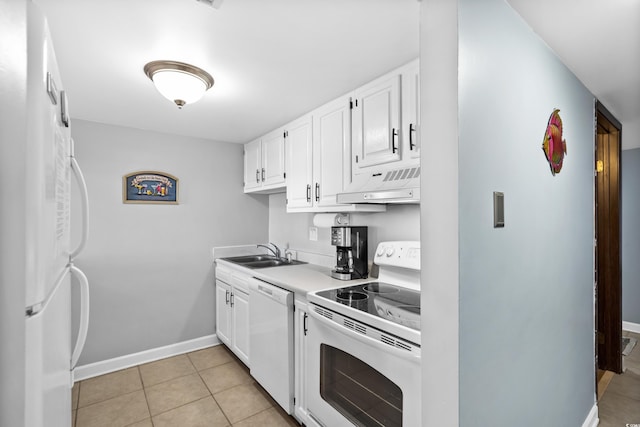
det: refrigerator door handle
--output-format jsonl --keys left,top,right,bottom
{"left": 70, "top": 264, "right": 90, "bottom": 369}
{"left": 70, "top": 141, "right": 89, "bottom": 259}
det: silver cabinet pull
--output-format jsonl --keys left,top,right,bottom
{"left": 306, "top": 184, "right": 311, "bottom": 202}
{"left": 409, "top": 123, "right": 416, "bottom": 150}
{"left": 261, "top": 168, "right": 265, "bottom": 182}
{"left": 392, "top": 128, "right": 398, "bottom": 153}
{"left": 256, "top": 169, "right": 260, "bottom": 183}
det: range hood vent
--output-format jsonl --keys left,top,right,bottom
{"left": 337, "top": 165, "right": 421, "bottom": 204}
{"left": 382, "top": 166, "right": 420, "bottom": 182}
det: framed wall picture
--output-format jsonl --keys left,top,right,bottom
{"left": 123, "top": 171, "right": 178, "bottom": 204}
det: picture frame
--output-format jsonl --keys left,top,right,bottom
{"left": 123, "top": 171, "right": 179, "bottom": 204}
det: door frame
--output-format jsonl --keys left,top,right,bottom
{"left": 594, "top": 100, "right": 622, "bottom": 376}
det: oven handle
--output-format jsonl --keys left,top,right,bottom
{"left": 308, "top": 307, "right": 421, "bottom": 362}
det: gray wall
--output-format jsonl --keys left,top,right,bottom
{"left": 419, "top": 0, "right": 460, "bottom": 425}
{"left": 457, "top": 1, "right": 595, "bottom": 426}
{"left": 268, "top": 193, "right": 420, "bottom": 263}
{"left": 71, "top": 120, "right": 269, "bottom": 365}
{"left": 622, "top": 148, "right": 640, "bottom": 325}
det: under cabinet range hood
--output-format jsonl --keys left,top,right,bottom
{"left": 337, "top": 165, "right": 420, "bottom": 204}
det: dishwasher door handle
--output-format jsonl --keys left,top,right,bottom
{"left": 258, "top": 285, "right": 273, "bottom": 296}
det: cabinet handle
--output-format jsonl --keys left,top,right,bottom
{"left": 392, "top": 128, "right": 398, "bottom": 153}
{"left": 409, "top": 123, "right": 416, "bottom": 150}
{"left": 261, "top": 168, "right": 265, "bottom": 182}
{"left": 230, "top": 293, "right": 234, "bottom": 307}
{"left": 306, "top": 184, "right": 311, "bottom": 202}
{"left": 315, "top": 183, "right": 320, "bottom": 202}
{"left": 303, "top": 312, "right": 308, "bottom": 336}
{"left": 225, "top": 290, "right": 229, "bottom": 305}
{"left": 255, "top": 169, "right": 260, "bottom": 183}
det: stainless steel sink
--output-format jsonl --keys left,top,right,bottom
{"left": 224, "top": 255, "right": 278, "bottom": 263}
{"left": 221, "top": 255, "right": 307, "bottom": 269}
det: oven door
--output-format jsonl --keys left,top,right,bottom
{"left": 305, "top": 304, "right": 421, "bottom": 427}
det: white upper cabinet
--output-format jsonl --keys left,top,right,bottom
{"left": 312, "top": 95, "right": 352, "bottom": 208}
{"left": 403, "top": 60, "right": 420, "bottom": 160}
{"left": 285, "top": 115, "right": 313, "bottom": 210}
{"left": 243, "top": 128, "right": 286, "bottom": 193}
{"left": 351, "top": 59, "right": 420, "bottom": 176}
{"left": 262, "top": 128, "right": 286, "bottom": 187}
{"left": 243, "top": 138, "right": 262, "bottom": 191}
{"left": 285, "top": 95, "right": 385, "bottom": 213}
{"left": 244, "top": 59, "right": 418, "bottom": 203}
{"left": 352, "top": 73, "right": 401, "bottom": 171}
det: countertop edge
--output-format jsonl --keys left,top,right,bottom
{"left": 214, "top": 258, "right": 374, "bottom": 296}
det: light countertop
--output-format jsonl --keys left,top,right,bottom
{"left": 215, "top": 258, "right": 373, "bottom": 296}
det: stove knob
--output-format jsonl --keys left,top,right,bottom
{"left": 376, "top": 246, "right": 385, "bottom": 257}
{"left": 385, "top": 247, "right": 395, "bottom": 257}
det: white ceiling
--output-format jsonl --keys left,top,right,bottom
{"left": 34, "top": 0, "right": 420, "bottom": 144}
{"left": 35, "top": 0, "right": 639, "bottom": 149}
{"left": 508, "top": 0, "right": 640, "bottom": 150}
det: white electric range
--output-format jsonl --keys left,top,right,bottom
{"left": 305, "top": 241, "right": 421, "bottom": 427}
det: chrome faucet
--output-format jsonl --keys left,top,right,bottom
{"left": 257, "top": 242, "right": 281, "bottom": 259}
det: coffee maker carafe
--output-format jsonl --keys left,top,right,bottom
{"left": 330, "top": 226, "right": 368, "bottom": 280}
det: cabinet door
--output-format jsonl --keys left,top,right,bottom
{"left": 285, "top": 115, "right": 313, "bottom": 209}
{"left": 352, "top": 73, "right": 401, "bottom": 171}
{"left": 313, "top": 95, "right": 351, "bottom": 207}
{"left": 215, "top": 281, "right": 231, "bottom": 347}
{"left": 262, "top": 129, "right": 286, "bottom": 187}
{"left": 403, "top": 60, "right": 421, "bottom": 160}
{"left": 231, "top": 288, "right": 250, "bottom": 366}
{"left": 243, "top": 139, "right": 262, "bottom": 191}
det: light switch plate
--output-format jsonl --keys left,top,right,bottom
{"left": 309, "top": 227, "right": 318, "bottom": 241}
{"left": 493, "top": 192, "right": 504, "bottom": 228}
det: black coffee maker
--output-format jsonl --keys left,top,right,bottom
{"left": 330, "top": 226, "right": 368, "bottom": 280}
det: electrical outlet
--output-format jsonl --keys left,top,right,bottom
{"left": 309, "top": 227, "right": 318, "bottom": 241}
{"left": 285, "top": 250, "right": 298, "bottom": 261}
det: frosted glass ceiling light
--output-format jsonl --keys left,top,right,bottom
{"left": 144, "top": 60, "right": 214, "bottom": 108}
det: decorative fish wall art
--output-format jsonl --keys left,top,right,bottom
{"left": 541, "top": 108, "right": 567, "bottom": 176}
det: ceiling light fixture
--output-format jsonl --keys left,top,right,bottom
{"left": 144, "top": 60, "right": 214, "bottom": 109}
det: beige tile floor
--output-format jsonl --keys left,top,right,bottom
{"left": 598, "top": 330, "right": 640, "bottom": 427}
{"left": 72, "top": 333, "right": 640, "bottom": 427}
{"left": 71, "top": 345, "right": 299, "bottom": 427}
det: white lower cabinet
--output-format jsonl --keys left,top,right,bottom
{"left": 215, "top": 280, "right": 232, "bottom": 346}
{"left": 293, "top": 296, "right": 309, "bottom": 424}
{"left": 215, "top": 266, "right": 250, "bottom": 366}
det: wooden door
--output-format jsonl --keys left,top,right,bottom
{"left": 595, "top": 101, "right": 622, "bottom": 374}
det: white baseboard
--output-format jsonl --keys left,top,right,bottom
{"left": 623, "top": 321, "right": 640, "bottom": 334}
{"left": 581, "top": 403, "right": 599, "bottom": 427}
{"left": 72, "top": 334, "right": 221, "bottom": 382}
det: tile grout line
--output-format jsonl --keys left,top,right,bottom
{"left": 190, "top": 350, "right": 234, "bottom": 426}
{"left": 138, "top": 365, "right": 155, "bottom": 426}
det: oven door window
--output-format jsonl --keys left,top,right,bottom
{"left": 320, "top": 344, "right": 402, "bottom": 426}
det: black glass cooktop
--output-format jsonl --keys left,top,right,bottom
{"left": 315, "top": 282, "right": 421, "bottom": 330}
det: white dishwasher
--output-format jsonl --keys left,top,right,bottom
{"left": 248, "top": 277, "right": 294, "bottom": 414}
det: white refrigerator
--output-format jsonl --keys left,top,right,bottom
{"left": 21, "top": 3, "right": 91, "bottom": 426}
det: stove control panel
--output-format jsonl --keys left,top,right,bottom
{"left": 373, "top": 241, "right": 420, "bottom": 270}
